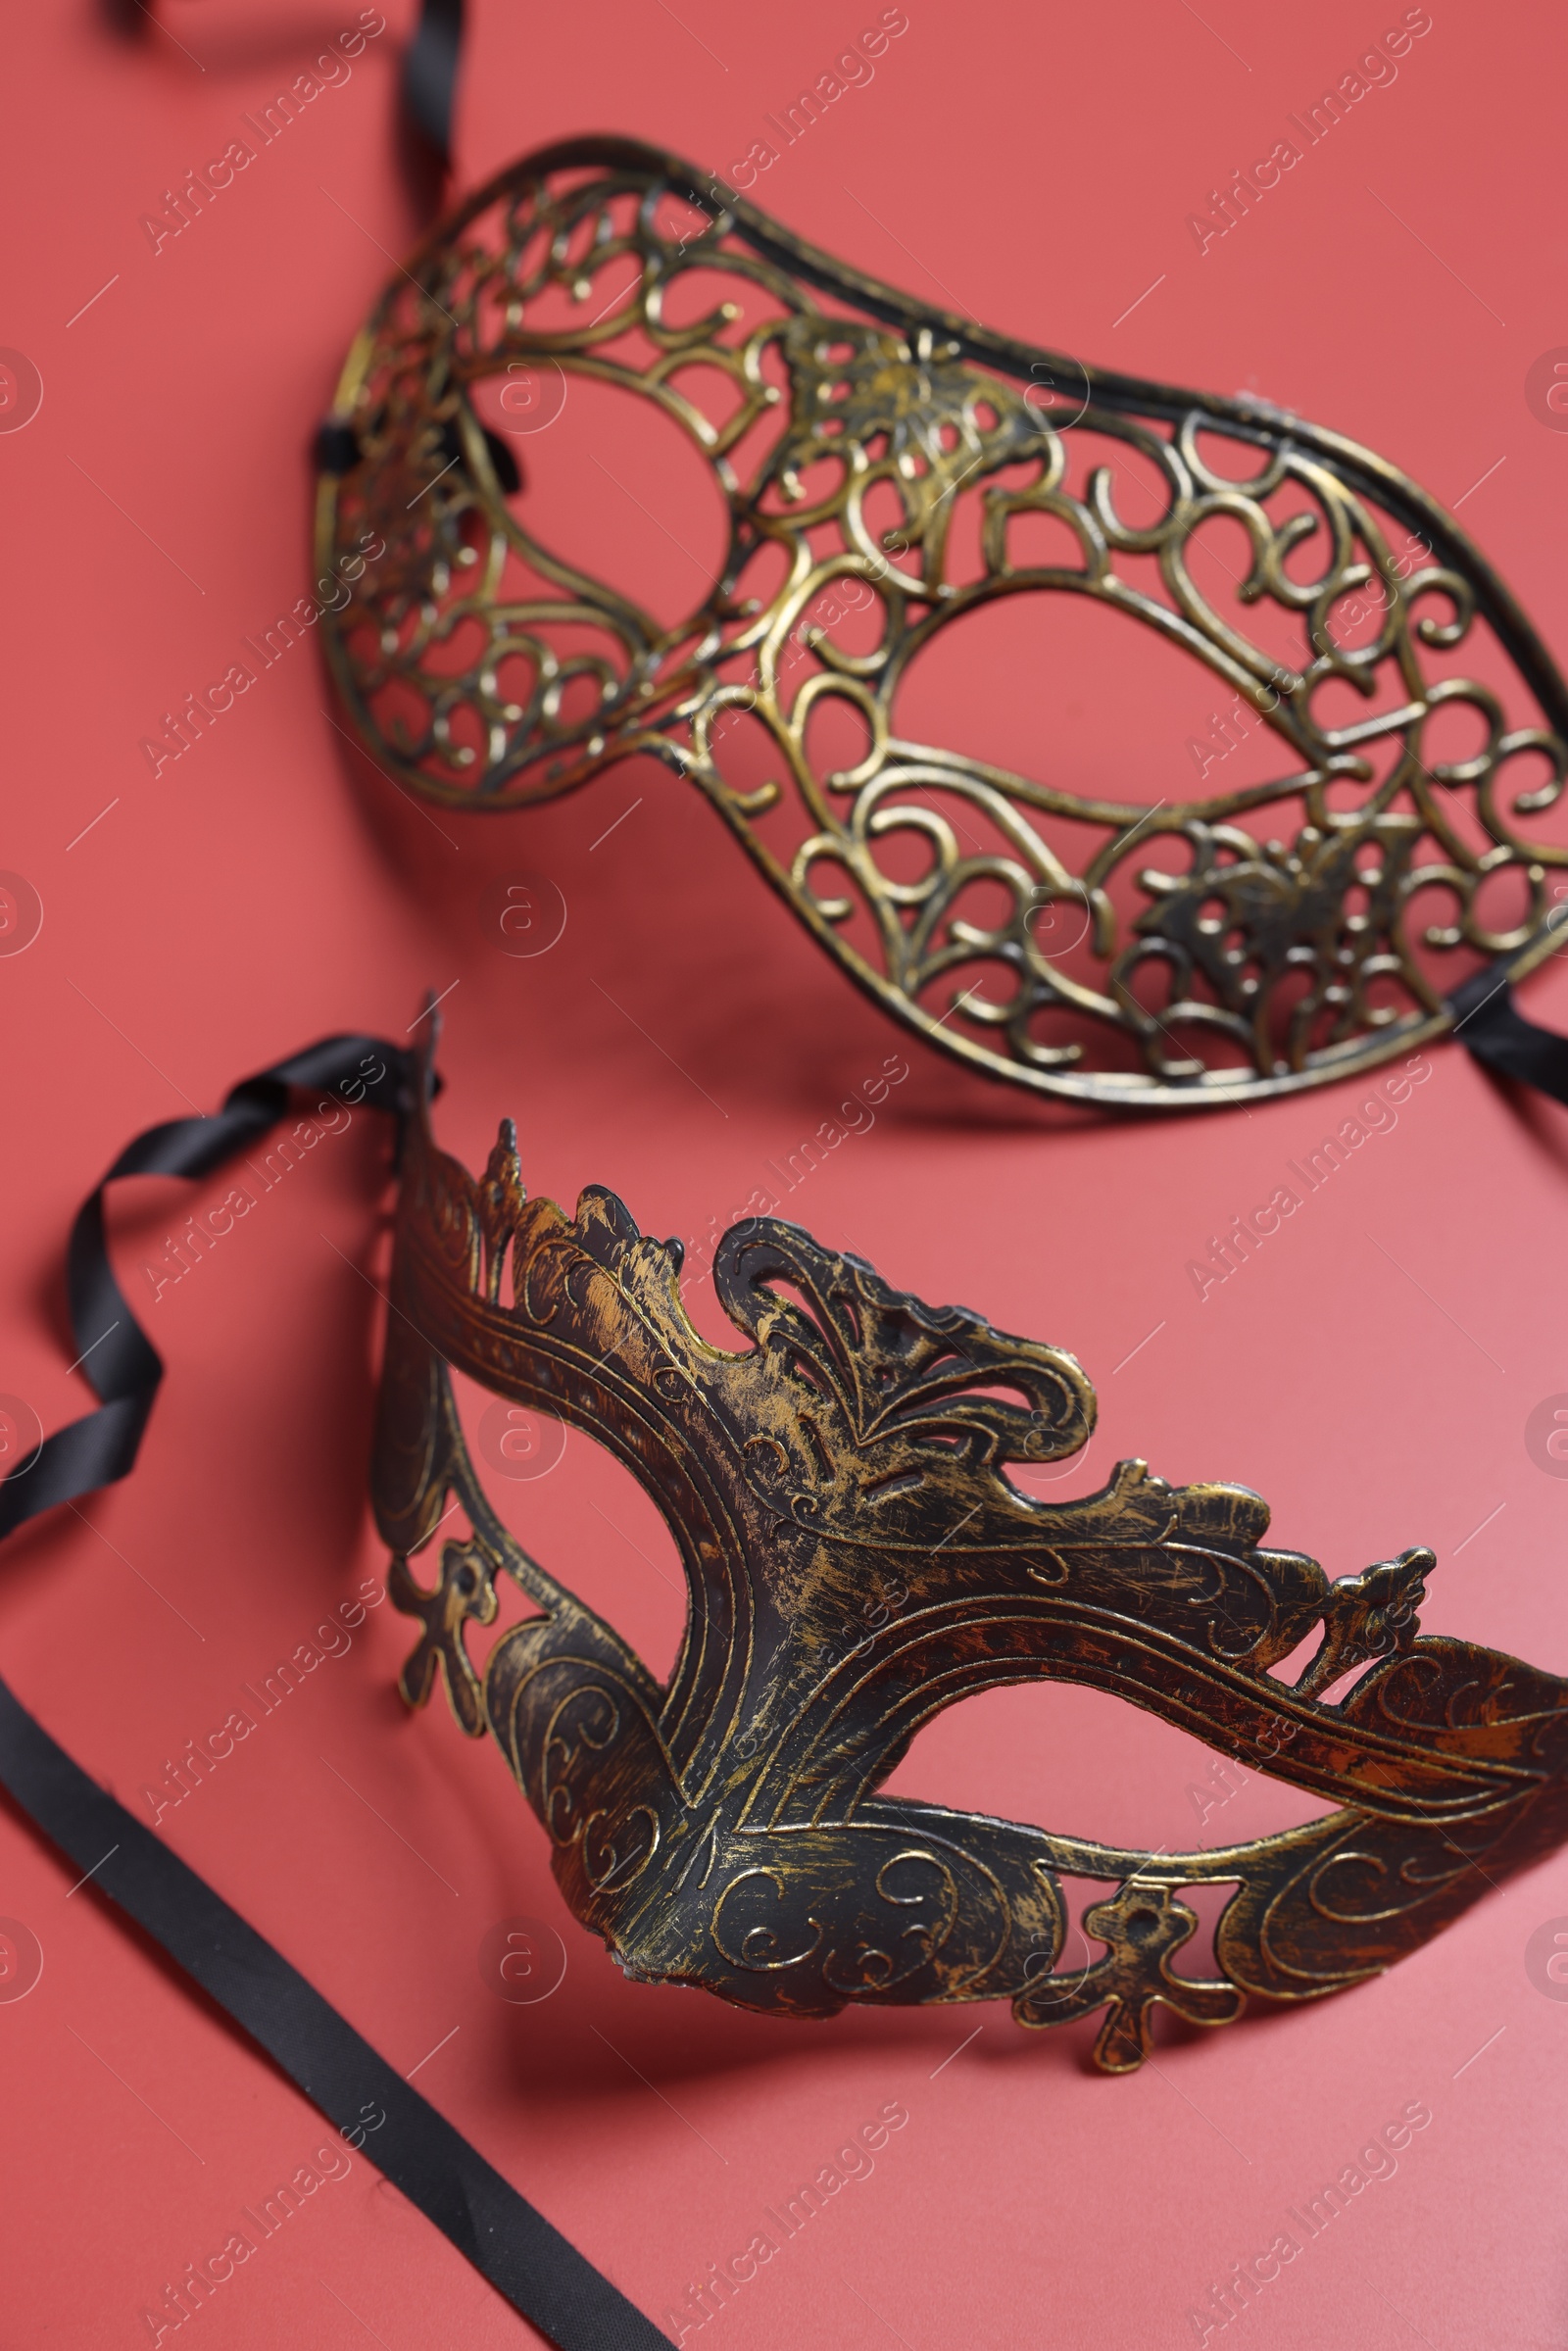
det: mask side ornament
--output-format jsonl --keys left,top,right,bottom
{"left": 318, "top": 138, "right": 1568, "bottom": 1108}
{"left": 374, "top": 1020, "right": 1568, "bottom": 2071}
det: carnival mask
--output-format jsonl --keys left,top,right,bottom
{"left": 375, "top": 1013, "right": 1568, "bottom": 2072}
{"left": 317, "top": 137, "right": 1568, "bottom": 1108}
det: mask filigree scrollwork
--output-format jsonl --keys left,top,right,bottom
{"left": 320, "top": 139, "right": 1568, "bottom": 1105}
{"left": 369, "top": 1026, "right": 1568, "bottom": 2070}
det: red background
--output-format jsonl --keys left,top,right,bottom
{"left": 4, "top": 2, "right": 1568, "bottom": 2344}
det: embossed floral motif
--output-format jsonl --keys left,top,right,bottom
{"left": 391, "top": 1536, "right": 499, "bottom": 1735}
{"left": 1294, "top": 1548, "right": 1432, "bottom": 1699}
{"left": 476, "top": 1117, "right": 525, "bottom": 1302}
{"left": 1015, "top": 1884, "right": 1244, "bottom": 2072}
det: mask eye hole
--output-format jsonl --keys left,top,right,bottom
{"left": 466, "top": 371, "right": 730, "bottom": 637}
{"left": 448, "top": 1367, "right": 689, "bottom": 1686}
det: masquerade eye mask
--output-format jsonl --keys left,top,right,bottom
{"left": 374, "top": 1010, "right": 1568, "bottom": 2074}
{"left": 316, "top": 138, "right": 1568, "bottom": 1107}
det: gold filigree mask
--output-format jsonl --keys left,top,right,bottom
{"left": 318, "top": 138, "right": 1568, "bottom": 1108}
{"left": 374, "top": 1018, "right": 1568, "bottom": 2072}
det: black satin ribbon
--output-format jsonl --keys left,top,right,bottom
{"left": 403, "top": 0, "right": 465, "bottom": 165}
{"left": 1449, "top": 964, "right": 1568, "bottom": 1105}
{"left": 0, "top": 1035, "right": 671, "bottom": 2351}
{"left": 0, "top": 1681, "right": 668, "bottom": 2349}
{"left": 0, "top": 1037, "right": 411, "bottom": 1543}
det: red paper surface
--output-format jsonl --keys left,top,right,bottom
{"left": 4, "top": 2, "right": 1568, "bottom": 2344}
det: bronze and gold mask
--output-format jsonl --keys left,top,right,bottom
{"left": 318, "top": 138, "right": 1568, "bottom": 1108}
{"left": 375, "top": 1020, "right": 1568, "bottom": 2072}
